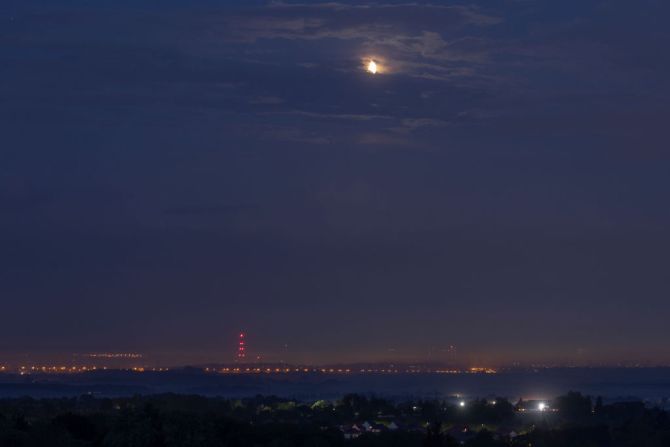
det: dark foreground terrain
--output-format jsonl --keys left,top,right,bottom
{"left": 0, "top": 392, "right": 669, "bottom": 446}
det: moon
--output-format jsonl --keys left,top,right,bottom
{"left": 367, "top": 60, "right": 378, "bottom": 74}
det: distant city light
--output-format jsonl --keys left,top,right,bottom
{"left": 0, "top": 363, "right": 497, "bottom": 377}
{"left": 82, "top": 353, "right": 142, "bottom": 359}
{"left": 459, "top": 401, "right": 466, "bottom": 408}
{"left": 538, "top": 402, "right": 547, "bottom": 411}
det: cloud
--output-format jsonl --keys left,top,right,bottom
{"left": 261, "top": 126, "right": 332, "bottom": 145}
{"left": 267, "top": 2, "right": 501, "bottom": 27}
{"left": 221, "top": 1, "right": 502, "bottom": 81}
{"left": 250, "top": 96, "right": 285, "bottom": 105}
{"left": 392, "top": 117, "right": 451, "bottom": 134}
{"left": 272, "top": 110, "right": 458, "bottom": 140}
{"left": 357, "top": 132, "right": 410, "bottom": 146}
{"left": 283, "top": 110, "right": 392, "bottom": 121}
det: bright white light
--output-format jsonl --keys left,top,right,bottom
{"left": 459, "top": 401, "right": 466, "bottom": 408}
{"left": 367, "top": 60, "right": 378, "bottom": 74}
{"left": 538, "top": 402, "right": 546, "bottom": 411}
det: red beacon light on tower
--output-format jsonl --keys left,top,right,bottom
{"left": 237, "top": 332, "right": 246, "bottom": 361}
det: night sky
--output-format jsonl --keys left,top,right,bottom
{"left": 2, "top": 0, "right": 670, "bottom": 366}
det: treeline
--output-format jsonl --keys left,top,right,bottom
{"left": 0, "top": 392, "right": 668, "bottom": 446}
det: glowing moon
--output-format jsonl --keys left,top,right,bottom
{"left": 367, "top": 60, "right": 378, "bottom": 74}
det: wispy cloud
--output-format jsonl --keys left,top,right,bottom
{"left": 250, "top": 96, "right": 285, "bottom": 105}
{"left": 221, "top": 1, "right": 502, "bottom": 82}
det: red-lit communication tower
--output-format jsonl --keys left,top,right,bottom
{"left": 237, "top": 332, "right": 246, "bottom": 361}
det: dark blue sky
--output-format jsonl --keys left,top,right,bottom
{"left": 1, "top": 0, "right": 669, "bottom": 366}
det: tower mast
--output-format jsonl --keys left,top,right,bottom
{"left": 237, "top": 332, "right": 246, "bottom": 362}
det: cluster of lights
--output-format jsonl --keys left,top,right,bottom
{"left": 357, "top": 368, "right": 496, "bottom": 374}
{"left": 2, "top": 365, "right": 168, "bottom": 375}
{"left": 83, "top": 353, "right": 143, "bottom": 359}
{"left": 468, "top": 367, "right": 497, "bottom": 374}
{"left": 129, "top": 367, "right": 169, "bottom": 372}
{"left": 205, "top": 367, "right": 353, "bottom": 374}
{"left": 366, "top": 369, "right": 459, "bottom": 374}
{"left": 0, "top": 365, "right": 497, "bottom": 376}
{"left": 18, "top": 365, "right": 105, "bottom": 374}
{"left": 517, "top": 401, "right": 554, "bottom": 413}
{"left": 200, "top": 367, "right": 496, "bottom": 375}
